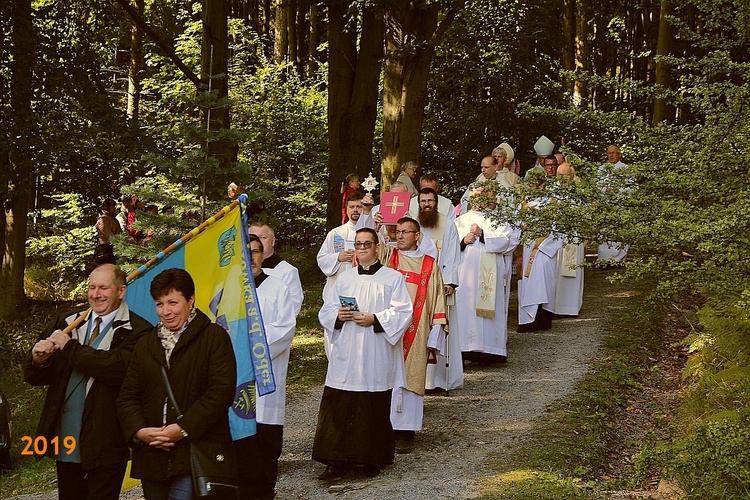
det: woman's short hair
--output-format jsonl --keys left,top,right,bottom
{"left": 150, "top": 268, "right": 195, "bottom": 301}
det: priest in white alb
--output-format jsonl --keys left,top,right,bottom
{"left": 453, "top": 185, "right": 520, "bottom": 364}
{"left": 408, "top": 187, "right": 463, "bottom": 391}
{"left": 517, "top": 162, "right": 565, "bottom": 332}
{"left": 377, "top": 217, "right": 447, "bottom": 453}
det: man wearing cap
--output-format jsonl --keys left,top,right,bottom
{"left": 491, "top": 145, "right": 521, "bottom": 188}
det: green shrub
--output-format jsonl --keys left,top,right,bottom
{"left": 664, "top": 410, "right": 750, "bottom": 498}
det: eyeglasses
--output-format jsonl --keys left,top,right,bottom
{"left": 395, "top": 230, "right": 418, "bottom": 235}
{"left": 353, "top": 241, "right": 375, "bottom": 249}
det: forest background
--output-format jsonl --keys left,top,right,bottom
{"left": 2, "top": 0, "right": 750, "bottom": 496}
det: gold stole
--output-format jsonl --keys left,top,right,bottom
{"left": 524, "top": 236, "right": 549, "bottom": 278}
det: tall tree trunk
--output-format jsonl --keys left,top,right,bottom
{"left": 296, "top": 2, "right": 306, "bottom": 74}
{"left": 562, "top": 0, "right": 577, "bottom": 96}
{"left": 381, "top": 1, "right": 459, "bottom": 189}
{"left": 325, "top": 0, "right": 384, "bottom": 229}
{"left": 127, "top": 0, "right": 144, "bottom": 132}
{"left": 308, "top": 2, "right": 318, "bottom": 77}
{"left": 652, "top": 0, "right": 674, "bottom": 125}
{"left": 201, "top": 0, "right": 235, "bottom": 196}
{"left": 574, "top": 0, "right": 591, "bottom": 106}
{"left": 274, "top": 0, "right": 288, "bottom": 63}
{"left": 1, "top": 0, "right": 34, "bottom": 318}
{"left": 287, "top": 0, "right": 298, "bottom": 69}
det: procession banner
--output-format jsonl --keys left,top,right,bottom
{"left": 124, "top": 194, "right": 275, "bottom": 440}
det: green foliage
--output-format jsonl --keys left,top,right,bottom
{"left": 231, "top": 48, "right": 328, "bottom": 248}
{"left": 658, "top": 292, "right": 750, "bottom": 497}
{"left": 663, "top": 410, "right": 750, "bottom": 498}
{"left": 26, "top": 193, "right": 97, "bottom": 300}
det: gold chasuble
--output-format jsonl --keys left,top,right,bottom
{"left": 385, "top": 249, "right": 447, "bottom": 396}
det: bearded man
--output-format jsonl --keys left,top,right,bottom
{"left": 409, "top": 187, "right": 463, "bottom": 391}
{"left": 317, "top": 192, "right": 365, "bottom": 300}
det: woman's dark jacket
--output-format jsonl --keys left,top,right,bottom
{"left": 117, "top": 309, "right": 237, "bottom": 480}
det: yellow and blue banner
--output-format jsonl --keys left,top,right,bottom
{"left": 125, "top": 194, "right": 275, "bottom": 440}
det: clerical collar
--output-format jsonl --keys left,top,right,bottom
{"left": 358, "top": 260, "right": 382, "bottom": 275}
{"left": 262, "top": 253, "right": 282, "bottom": 269}
{"left": 254, "top": 271, "right": 268, "bottom": 287}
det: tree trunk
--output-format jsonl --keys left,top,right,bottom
{"left": 0, "top": 0, "right": 34, "bottom": 318}
{"left": 201, "top": 0, "right": 235, "bottom": 186}
{"left": 574, "top": 0, "right": 591, "bottom": 106}
{"left": 296, "top": 2, "right": 306, "bottom": 74}
{"left": 652, "top": 0, "right": 674, "bottom": 125}
{"left": 325, "top": 0, "right": 384, "bottom": 229}
{"left": 308, "top": 2, "right": 318, "bottom": 77}
{"left": 274, "top": 0, "right": 288, "bottom": 63}
{"left": 127, "top": 0, "right": 144, "bottom": 132}
{"left": 562, "top": 0, "right": 577, "bottom": 96}
{"left": 380, "top": 1, "right": 459, "bottom": 189}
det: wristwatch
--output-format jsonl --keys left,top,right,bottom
{"left": 181, "top": 428, "right": 188, "bottom": 438}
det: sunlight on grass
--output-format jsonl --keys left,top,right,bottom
{"left": 480, "top": 469, "right": 591, "bottom": 499}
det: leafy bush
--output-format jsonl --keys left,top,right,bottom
{"left": 664, "top": 410, "right": 750, "bottom": 498}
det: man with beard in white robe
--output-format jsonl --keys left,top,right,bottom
{"left": 408, "top": 187, "right": 463, "bottom": 391}
{"left": 313, "top": 228, "right": 412, "bottom": 481}
{"left": 317, "top": 192, "right": 365, "bottom": 301}
{"left": 234, "top": 235, "right": 297, "bottom": 499}
{"left": 518, "top": 158, "right": 565, "bottom": 332}
{"left": 597, "top": 144, "right": 630, "bottom": 263}
{"left": 454, "top": 186, "right": 520, "bottom": 364}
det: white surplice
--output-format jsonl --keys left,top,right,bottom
{"left": 263, "top": 257, "right": 303, "bottom": 317}
{"left": 316, "top": 221, "right": 358, "bottom": 301}
{"left": 318, "top": 264, "right": 413, "bottom": 392}
{"left": 255, "top": 274, "right": 297, "bottom": 425}
{"left": 453, "top": 211, "right": 520, "bottom": 356}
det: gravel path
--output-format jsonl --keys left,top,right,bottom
{"left": 8, "top": 267, "right": 625, "bottom": 500}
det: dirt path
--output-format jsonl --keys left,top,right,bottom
{"left": 274, "top": 267, "right": 626, "bottom": 499}
{"left": 9, "top": 267, "right": 627, "bottom": 500}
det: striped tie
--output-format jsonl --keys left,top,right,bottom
{"left": 89, "top": 316, "right": 102, "bottom": 345}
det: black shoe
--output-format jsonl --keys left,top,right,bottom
{"left": 395, "top": 439, "right": 413, "bottom": 454}
{"left": 318, "top": 464, "right": 345, "bottom": 482}
{"left": 363, "top": 465, "right": 380, "bottom": 478}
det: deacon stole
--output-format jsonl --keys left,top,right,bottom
{"left": 388, "top": 250, "right": 436, "bottom": 362}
